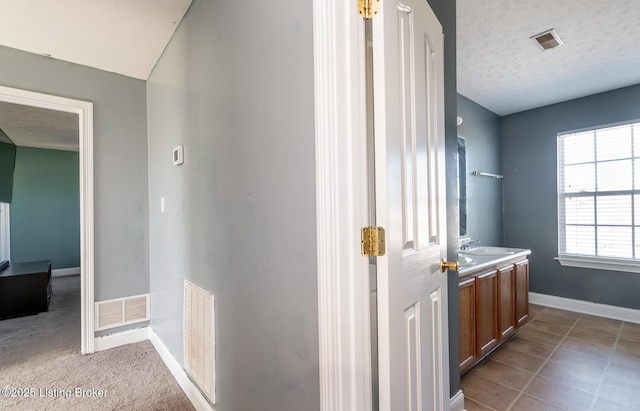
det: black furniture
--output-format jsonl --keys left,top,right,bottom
{"left": 0, "top": 260, "right": 52, "bottom": 320}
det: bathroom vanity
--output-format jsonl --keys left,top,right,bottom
{"left": 457, "top": 247, "right": 531, "bottom": 375}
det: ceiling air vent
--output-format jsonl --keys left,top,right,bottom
{"left": 531, "top": 29, "right": 564, "bottom": 51}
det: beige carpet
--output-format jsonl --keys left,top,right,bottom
{"left": 0, "top": 275, "right": 195, "bottom": 411}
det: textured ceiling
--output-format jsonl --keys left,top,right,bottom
{"left": 0, "top": 102, "right": 79, "bottom": 151}
{"left": 0, "top": 0, "right": 192, "bottom": 80}
{"left": 8, "top": 1, "right": 637, "bottom": 145}
{"left": 0, "top": 0, "right": 192, "bottom": 150}
{"left": 457, "top": 0, "right": 640, "bottom": 116}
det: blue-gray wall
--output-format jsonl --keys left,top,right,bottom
{"left": 10, "top": 147, "right": 79, "bottom": 269}
{"left": 146, "top": 1, "right": 319, "bottom": 409}
{"left": 457, "top": 94, "right": 503, "bottom": 246}
{"left": 0, "top": 45, "right": 149, "bottom": 304}
{"left": 502, "top": 83, "right": 640, "bottom": 309}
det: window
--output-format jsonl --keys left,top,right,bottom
{"left": 557, "top": 121, "right": 640, "bottom": 273}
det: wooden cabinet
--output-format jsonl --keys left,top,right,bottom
{"left": 498, "top": 264, "right": 516, "bottom": 339}
{"left": 515, "top": 260, "right": 529, "bottom": 326}
{"left": 458, "top": 277, "right": 476, "bottom": 374}
{"left": 476, "top": 270, "right": 498, "bottom": 357}
{"left": 459, "top": 258, "right": 529, "bottom": 375}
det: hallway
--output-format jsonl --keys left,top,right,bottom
{"left": 0, "top": 275, "right": 193, "bottom": 410}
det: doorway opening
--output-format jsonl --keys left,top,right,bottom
{"left": 0, "top": 85, "right": 95, "bottom": 354}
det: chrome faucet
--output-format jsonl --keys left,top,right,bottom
{"left": 460, "top": 239, "right": 480, "bottom": 251}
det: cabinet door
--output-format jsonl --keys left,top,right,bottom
{"left": 459, "top": 277, "right": 476, "bottom": 374}
{"left": 476, "top": 270, "right": 499, "bottom": 357}
{"left": 515, "top": 260, "right": 529, "bottom": 326}
{"left": 498, "top": 264, "right": 516, "bottom": 339}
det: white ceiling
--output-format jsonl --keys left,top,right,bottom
{"left": 0, "top": 102, "right": 79, "bottom": 151}
{"left": 457, "top": 0, "right": 640, "bottom": 116}
{"left": 0, "top": 0, "right": 192, "bottom": 80}
{"left": 0, "top": 0, "right": 192, "bottom": 151}
{"left": 7, "top": 0, "right": 639, "bottom": 148}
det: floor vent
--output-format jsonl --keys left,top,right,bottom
{"left": 95, "top": 293, "right": 149, "bottom": 331}
{"left": 183, "top": 279, "right": 216, "bottom": 404}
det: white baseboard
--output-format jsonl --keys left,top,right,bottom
{"left": 91, "top": 327, "right": 213, "bottom": 411}
{"left": 530, "top": 292, "right": 640, "bottom": 324}
{"left": 93, "top": 327, "right": 150, "bottom": 352}
{"left": 149, "top": 328, "right": 214, "bottom": 411}
{"left": 450, "top": 389, "right": 465, "bottom": 411}
{"left": 52, "top": 266, "right": 81, "bottom": 277}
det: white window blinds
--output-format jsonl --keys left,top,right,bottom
{"left": 557, "top": 122, "right": 640, "bottom": 262}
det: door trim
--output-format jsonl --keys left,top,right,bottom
{"left": 0, "top": 85, "right": 94, "bottom": 354}
{"left": 0, "top": 202, "right": 9, "bottom": 261}
{"left": 313, "top": 2, "right": 373, "bottom": 410}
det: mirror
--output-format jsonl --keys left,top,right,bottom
{"left": 456, "top": 96, "right": 504, "bottom": 246}
{"left": 457, "top": 136, "right": 467, "bottom": 237}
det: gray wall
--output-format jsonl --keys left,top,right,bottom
{"left": 0, "top": 45, "right": 150, "bottom": 303}
{"left": 502, "top": 83, "right": 640, "bottom": 309}
{"left": 457, "top": 94, "right": 503, "bottom": 246}
{"left": 146, "top": 1, "right": 319, "bottom": 410}
{"left": 11, "top": 147, "right": 80, "bottom": 269}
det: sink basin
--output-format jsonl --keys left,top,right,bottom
{"left": 461, "top": 246, "right": 515, "bottom": 256}
{"left": 459, "top": 256, "right": 475, "bottom": 267}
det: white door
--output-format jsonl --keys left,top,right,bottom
{"left": 371, "top": 0, "right": 449, "bottom": 409}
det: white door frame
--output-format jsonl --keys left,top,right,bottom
{"left": 314, "top": 3, "right": 462, "bottom": 411}
{"left": 0, "top": 85, "right": 95, "bottom": 354}
{"left": 313, "top": 2, "right": 373, "bottom": 410}
{"left": 0, "top": 202, "right": 9, "bottom": 261}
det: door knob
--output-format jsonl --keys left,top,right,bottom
{"left": 440, "top": 258, "right": 459, "bottom": 272}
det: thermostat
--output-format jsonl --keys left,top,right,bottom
{"left": 173, "top": 145, "right": 184, "bottom": 166}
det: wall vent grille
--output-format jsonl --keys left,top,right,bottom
{"left": 124, "top": 296, "right": 147, "bottom": 322}
{"left": 531, "top": 28, "right": 564, "bottom": 50}
{"left": 95, "top": 294, "right": 149, "bottom": 331}
{"left": 183, "top": 279, "right": 216, "bottom": 403}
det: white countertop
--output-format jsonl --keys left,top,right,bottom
{"left": 457, "top": 247, "right": 531, "bottom": 275}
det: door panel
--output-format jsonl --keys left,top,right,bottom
{"left": 397, "top": 4, "right": 441, "bottom": 252}
{"left": 459, "top": 277, "right": 476, "bottom": 374}
{"left": 498, "top": 265, "right": 516, "bottom": 339}
{"left": 404, "top": 303, "right": 420, "bottom": 410}
{"left": 372, "top": 0, "right": 448, "bottom": 409}
{"left": 476, "top": 271, "right": 499, "bottom": 357}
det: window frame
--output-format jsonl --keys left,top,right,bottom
{"left": 556, "top": 120, "right": 640, "bottom": 273}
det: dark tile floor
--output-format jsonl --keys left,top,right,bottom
{"left": 461, "top": 304, "right": 640, "bottom": 411}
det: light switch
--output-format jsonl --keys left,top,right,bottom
{"left": 160, "top": 197, "right": 165, "bottom": 212}
{"left": 173, "top": 145, "right": 184, "bottom": 165}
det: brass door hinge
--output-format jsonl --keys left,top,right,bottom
{"left": 357, "top": 0, "right": 380, "bottom": 20}
{"left": 361, "top": 226, "right": 386, "bottom": 256}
